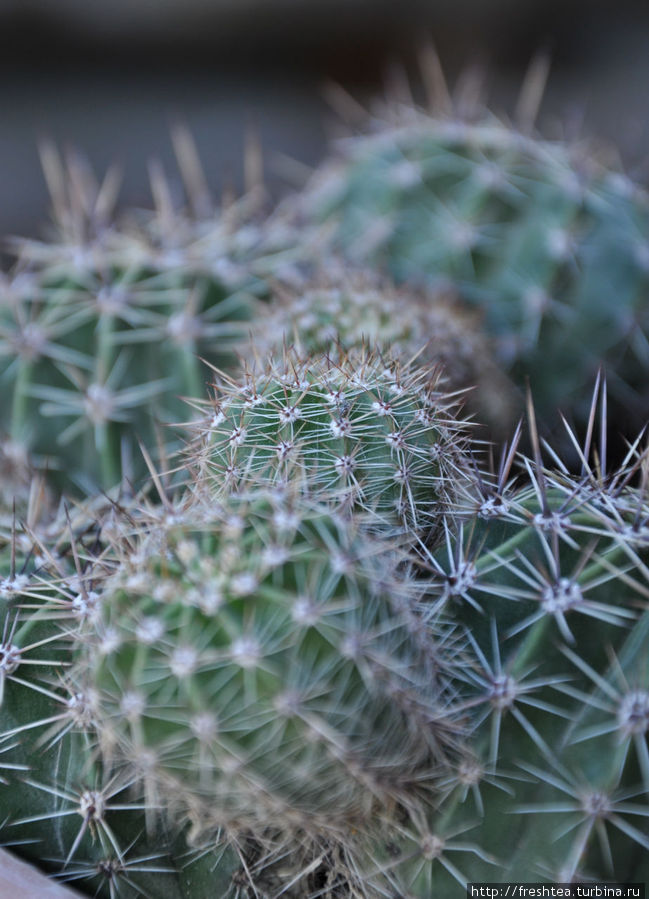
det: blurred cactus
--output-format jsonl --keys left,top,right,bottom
{"left": 79, "top": 485, "right": 462, "bottom": 866}
{"left": 288, "top": 58, "right": 649, "bottom": 431}
{"left": 0, "top": 138, "right": 281, "bottom": 495}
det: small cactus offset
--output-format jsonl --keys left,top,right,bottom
{"left": 288, "top": 71, "right": 649, "bottom": 430}
{"left": 188, "top": 346, "right": 473, "bottom": 542}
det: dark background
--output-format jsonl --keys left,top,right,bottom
{"left": 1, "top": 0, "right": 649, "bottom": 241}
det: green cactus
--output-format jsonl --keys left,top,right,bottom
{"left": 289, "top": 89, "right": 649, "bottom": 431}
{"left": 0, "top": 489, "right": 251, "bottom": 898}
{"left": 0, "top": 470, "right": 465, "bottom": 897}
{"left": 248, "top": 263, "right": 516, "bottom": 435}
{"left": 0, "top": 144, "right": 282, "bottom": 496}
{"left": 189, "top": 346, "right": 472, "bottom": 541}
{"left": 78, "top": 485, "right": 462, "bottom": 867}
{"left": 365, "top": 392, "right": 649, "bottom": 895}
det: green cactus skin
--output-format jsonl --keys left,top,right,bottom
{"left": 364, "top": 400, "right": 649, "bottom": 896}
{"left": 189, "top": 346, "right": 472, "bottom": 542}
{"left": 0, "top": 495, "right": 248, "bottom": 899}
{"left": 248, "top": 264, "right": 517, "bottom": 436}
{"left": 0, "top": 146, "right": 283, "bottom": 496}
{"left": 79, "top": 486, "right": 462, "bottom": 865}
{"left": 291, "top": 101, "right": 649, "bottom": 430}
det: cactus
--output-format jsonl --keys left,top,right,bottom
{"left": 0, "top": 465, "right": 464, "bottom": 897}
{"left": 77, "top": 486, "right": 462, "bottom": 856}
{"left": 248, "top": 263, "right": 516, "bottom": 435}
{"left": 2, "top": 68, "right": 649, "bottom": 898}
{"left": 0, "top": 487, "right": 254, "bottom": 898}
{"left": 362, "top": 388, "right": 649, "bottom": 895}
{"left": 0, "top": 143, "right": 284, "bottom": 496}
{"left": 188, "top": 346, "right": 472, "bottom": 541}
{"left": 288, "top": 77, "right": 649, "bottom": 431}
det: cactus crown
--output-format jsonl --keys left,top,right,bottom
{"left": 187, "top": 345, "right": 473, "bottom": 540}
{"left": 248, "top": 263, "right": 517, "bottom": 434}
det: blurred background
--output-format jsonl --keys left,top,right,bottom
{"left": 1, "top": 0, "right": 648, "bottom": 241}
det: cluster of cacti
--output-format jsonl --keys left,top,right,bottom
{"left": 1, "top": 140, "right": 512, "bottom": 498}
{"left": 285, "top": 81, "right": 649, "bottom": 431}
{"left": 0, "top": 60, "right": 648, "bottom": 899}
{"left": 4, "top": 389, "right": 648, "bottom": 896}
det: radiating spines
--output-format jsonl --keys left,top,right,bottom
{"left": 246, "top": 263, "right": 517, "bottom": 435}
{"left": 187, "top": 345, "right": 473, "bottom": 542}
{"left": 396, "top": 417, "right": 649, "bottom": 891}
{"left": 80, "top": 485, "right": 464, "bottom": 858}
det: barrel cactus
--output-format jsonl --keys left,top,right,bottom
{"left": 289, "top": 89, "right": 649, "bottom": 430}
{"left": 0, "top": 144, "right": 283, "bottom": 496}
{"left": 72, "top": 483, "right": 463, "bottom": 885}
{"left": 188, "top": 346, "right": 473, "bottom": 541}
{"left": 363, "top": 397, "right": 649, "bottom": 895}
{"left": 248, "top": 264, "right": 516, "bottom": 434}
{"left": 0, "top": 457, "right": 465, "bottom": 897}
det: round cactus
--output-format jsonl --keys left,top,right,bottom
{"left": 78, "top": 486, "right": 462, "bottom": 857}
{"left": 248, "top": 263, "right": 517, "bottom": 435}
{"left": 365, "top": 397, "right": 649, "bottom": 894}
{"left": 188, "top": 346, "right": 472, "bottom": 541}
{"left": 288, "top": 91, "right": 649, "bottom": 431}
{"left": 0, "top": 145, "right": 283, "bottom": 496}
